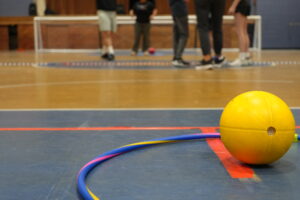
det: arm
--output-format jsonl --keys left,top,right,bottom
{"left": 228, "top": 0, "right": 241, "bottom": 14}
{"left": 149, "top": 2, "right": 158, "bottom": 20}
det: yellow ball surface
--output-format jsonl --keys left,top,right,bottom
{"left": 220, "top": 91, "right": 295, "bottom": 165}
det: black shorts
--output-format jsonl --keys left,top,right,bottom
{"left": 235, "top": 0, "right": 251, "bottom": 16}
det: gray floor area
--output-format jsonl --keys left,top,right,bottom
{"left": 0, "top": 109, "right": 299, "bottom": 200}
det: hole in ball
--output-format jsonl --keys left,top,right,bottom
{"left": 267, "top": 127, "right": 276, "bottom": 136}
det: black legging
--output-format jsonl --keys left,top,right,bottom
{"left": 194, "top": 0, "right": 226, "bottom": 56}
{"left": 173, "top": 15, "right": 189, "bottom": 60}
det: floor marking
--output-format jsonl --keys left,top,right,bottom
{"left": 0, "top": 126, "right": 217, "bottom": 132}
{"left": 0, "top": 108, "right": 300, "bottom": 111}
{"left": 0, "top": 78, "right": 294, "bottom": 90}
{"left": 201, "top": 127, "right": 255, "bottom": 179}
{"left": 0, "top": 126, "right": 298, "bottom": 132}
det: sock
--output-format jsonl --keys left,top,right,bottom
{"left": 108, "top": 46, "right": 114, "bottom": 54}
{"left": 245, "top": 52, "right": 251, "bottom": 59}
{"left": 239, "top": 52, "right": 247, "bottom": 60}
{"left": 102, "top": 46, "right": 108, "bottom": 55}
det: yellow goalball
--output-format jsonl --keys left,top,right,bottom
{"left": 220, "top": 91, "right": 295, "bottom": 165}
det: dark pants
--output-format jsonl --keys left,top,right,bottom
{"left": 173, "top": 15, "right": 189, "bottom": 60}
{"left": 194, "top": 0, "right": 226, "bottom": 56}
{"left": 132, "top": 23, "right": 151, "bottom": 52}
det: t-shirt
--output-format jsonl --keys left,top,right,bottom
{"left": 96, "top": 0, "right": 117, "bottom": 11}
{"left": 168, "top": 0, "right": 188, "bottom": 17}
{"left": 133, "top": 1, "right": 154, "bottom": 23}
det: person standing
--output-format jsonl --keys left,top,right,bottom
{"left": 228, "top": 0, "right": 252, "bottom": 66}
{"left": 96, "top": 0, "right": 117, "bottom": 61}
{"left": 194, "top": 0, "right": 226, "bottom": 69}
{"left": 130, "top": 0, "right": 156, "bottom": 55}
{"left": 169, "top": 0, "right": 190, "bottom": 68}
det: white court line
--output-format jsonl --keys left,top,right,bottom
{"left": 0, "top": 78, "right": 294, "bottom": 89}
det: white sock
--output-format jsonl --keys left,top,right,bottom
{"left": 239, "top": 52, "right": 247, "bottom": 60}
{"left": 108, "top": 46, "right": 114, "bottom": 54}
{"left": 245, "top": 52, "right": 251, "bottom": 59}
{"left": 102, "top": 46, "right": 108, "bottom": 54}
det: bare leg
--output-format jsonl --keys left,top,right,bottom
{"left": 234, "top": 13, "right": 248, "bottom": 53}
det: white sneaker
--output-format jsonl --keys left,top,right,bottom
{"left": 230, "top": 58, "right": 249, "bottom": 67}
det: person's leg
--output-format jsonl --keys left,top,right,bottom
{"left": 194, "top": 0, "right": 212, "bottom": 61}
{"left": 173, "top": 15, "right": 189, "bottom": 60}
{"left": 132, "top": 23, "right": 142, "bottom": 54}
{"left": 98, "top": 10, "right": 109, "bottom": 56}
{"left": 173, "top": 16, "right": 180, "bottom": 59}
{"left": 106, "top": 11, "right": 117, "bottom": 57}
{"left": 231, "top": 12, "right": 250, "bottom": 65}
{"left": 242, "top": 15, "right": 250, "bottom": 55}
{"left": 98, "top": 10, "right": 116, "bottom": 60}
{"left": 211, "top": 0, "right": 226, "bottom": 57}
{"left": 142, "top": 23, "right": 151, "bottom": 53}
{"left": 234, "top": 13, "right": 245, "bottom": 52}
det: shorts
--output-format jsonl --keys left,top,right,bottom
{"left": 235, "top": 0, "right": 251, "bottom": 16}
{"left": 97, "top": 10, "right": 117, "bottom": 32}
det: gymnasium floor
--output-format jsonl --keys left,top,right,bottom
{"left": 0, "top": 50, "right": 300, "bottom": 200}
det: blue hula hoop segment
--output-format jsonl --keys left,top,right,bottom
{"left": 77, "top": 133, "right": 300, "bottom": 200}
{"left": 77, "top": 133, "right": 220, "bottom": 200}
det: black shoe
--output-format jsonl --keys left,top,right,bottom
{"left": 102, "top": 53, "right": 115, "bottom": 61}
{"left": 195, "top": 59, "right": 213, "bottom": 70}
{"left": 101, "top": 53, "right": 109, "bottom": 59}
{"left": 107, "top": 54, "right": 115, "bottom": 61}
{"left": 213, "top": 56, "right": 226, "bottom": 67}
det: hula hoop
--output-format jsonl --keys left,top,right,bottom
{"left": 77, "top": 133, "right": 300, "bottom": 200}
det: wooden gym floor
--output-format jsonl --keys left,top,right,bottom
{"left": 0, "top": 50, "right": 299, "bottom": 200}
{"left": 0, "top": 49, "right": 300, "bottom": 109}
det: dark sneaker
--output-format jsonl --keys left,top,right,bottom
{"left": 213, "top": 56, "right": 226, "bottom": 67}
{"left": 195, "top": 59, "right": 213, "bottom": 70}
{"left": 101, "top": 53, "right": 115, "bottom": 61}
{"left": 172, "top": 59, "right": 190, "bottom": 68}
{"left": 101, "top": 53, "right": 109, "bottom": 59}
{"left": 107, "top": 54, "right": 115, "bottom": 61}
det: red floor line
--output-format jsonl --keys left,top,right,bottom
{"left": 0, "top": 126, "right": 298, "bottom": 132}
{"left": 0, "top": 126, "right": 219, "bottom": 131}
{"left": 2, "top": 125, "right": 297, "bottom": 179}
{"left": 201, "top": 127, "right": 255, "bottom": 179}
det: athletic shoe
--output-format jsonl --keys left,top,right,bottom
{"left": 107, "top": 54, "right": 115, "bottom": 61}
{"left": 101, "top": 53, "right": 115, "bottom": 61}
{"left": 172, "top": 59, "right": 190, "bottom": 68}
{"left": 131, "top": 51, "right": 137, "bottom": 56}
{"left": 195, "top": 59, "right": 214, "bottom": 70}
{"left": 230, "top": 58, "right": 250, "bottom": 67}
{"left": 101, "top": 53, "right": 109, "bottom": 59}
{"left": 213, "top": 56, "right": 226, "bottom": 68}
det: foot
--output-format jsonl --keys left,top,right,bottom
{"left": 213, "top": 56, "right": 226, "bottom": 67}
{"left": 131, "top": 51, "right": 137, "bottom": 56}
{"left": 230, "top": 58, "right": 250, "bottom": 67}
{"left": 106, "top": 53, "right": 115, "bottom": 61}
{"left": 101, "top": 53, "right": 109, "bottom": 59}
{"left": 172, "top": 59, "right": 190, "bottom": 68}
{"left": 195, "top": 59, "right": 213, "bottom": 70}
